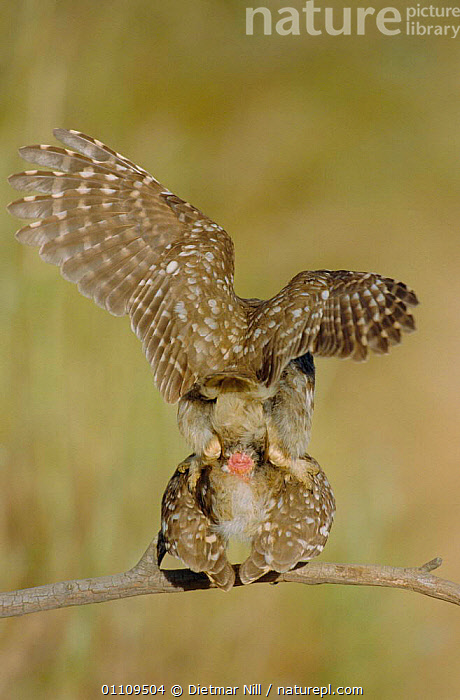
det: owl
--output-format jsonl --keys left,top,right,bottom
{"left": 157, "top": 449, "right": 335, "bottom": 591}
{"left": 8, "top": 129, "right": 419, "bottom": 489}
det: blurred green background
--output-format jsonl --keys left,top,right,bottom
{"left": 1, "top": 1, "right": 460, "bottom": 697}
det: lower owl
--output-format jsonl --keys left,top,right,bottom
{"left": 157, "top": 453, "right": 335, "bottom": 591}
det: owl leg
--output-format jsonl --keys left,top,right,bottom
{"left": 288, "top": 456, "right": 320, "bottom": 486}
{"left": 239, "top": 462, "right": 335, "bottom": 585}
{"left": 159, "top": 465, "right": 235, "bottom": 591}
{"left": 177, "top": 443, "right": 222, "bottom": 495}
{"left": 203, "top": 434, "right": 221, "bottom": 460}
{"left": 177, "top": 391, "right": 221, "bottom": 462}
{"left": 267, "top": 444, "right": 319, "bottom": 489}
{"left": 177, "top": 453, "right": 203, "bottom": 493}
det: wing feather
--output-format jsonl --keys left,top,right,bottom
{"left": 249, "top": 269, "right": 418, "bottom": 386}
{"left": 9, "top": 129, "right": 243, "bottom": 402}
{"left": 9, "top": 130, "right": 419, "bottom": 402}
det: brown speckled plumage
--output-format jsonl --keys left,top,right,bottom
{"left": 9, "top": 130, "right": 418, "bottom": 586}
{"left": 158, "top": 454, "right": 335, "bottom": 590}
{"left": 8, "top": 129, "right": 418, "bottom": 406}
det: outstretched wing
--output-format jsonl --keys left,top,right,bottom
{"left": 8, "top": 129, "right": 246, "bottom": 402}
{"left": 249, "top": 269, "right": 419, "bottom": 385}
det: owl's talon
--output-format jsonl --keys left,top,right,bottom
{"left": 267, "top": 444, "right": 289, "bottom": 468}
{"left": 288, "top": 458, "right": 319, "bottom": 489}
{"left": 188, "top": 463, "right": 202, "bottom": 492}
{"left": 176, "top": 455, "right": 203, "bottom": 493}
{"left": 185, "top": 457, "right": 203, "bottom": 493}
{"left": 177, "top": 455, "right": 194, "bottom": 473}
{"left": 203, "top": 435, "right": 221, "bottom": 460}
{"left": 267, "top": 445, "right": 319, "bottom": 489}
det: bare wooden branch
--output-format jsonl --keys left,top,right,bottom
{"left": 1, "top": 538, "right": 459, "bottom": 618}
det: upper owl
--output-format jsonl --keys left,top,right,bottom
{"left": 8, "top": 129, "right": 419, "bottom": 403}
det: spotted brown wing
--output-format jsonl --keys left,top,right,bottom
{"left": 158, "top": 463, "right": 235, "bottom": 591}
{"left": 239, "top": 456, "right": 335, "bottom": 584}
{"left": 8, "top": 129, "right": 246, "bottom": 402}
{"left": 248, "top": 269, "right": 419, "bottom": 386}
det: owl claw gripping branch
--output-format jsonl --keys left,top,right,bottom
{"left": 9, "top": 130, "right": 419, "bottom": 589}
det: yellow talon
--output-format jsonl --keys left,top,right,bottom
{"left": 203, "top": 435, "right": 222, "bottom": 460}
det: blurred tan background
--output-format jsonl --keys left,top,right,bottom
{"left": 1, "top": 1, "right": 460, "bottom": 697}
